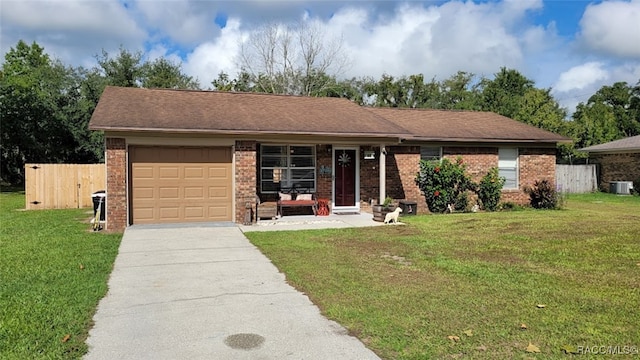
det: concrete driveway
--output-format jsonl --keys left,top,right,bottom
{"left": 85, "top": 224, "right": 380, "bottom": 359}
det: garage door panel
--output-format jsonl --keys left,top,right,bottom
{"left": 184, "top": 206, "right": 205, "bottom": 219}
{"left": 135, "top": 167, "right": 155, "bottom": 178}
{"left": 133, "top": 207, "right": 154, "bottom": 221}
{"left": 184, "top": 167, "right": 205, "bottom": 179}
{"left": 184, "top": 187, "right": 204, "bottom": 199}
{"left": 159, "top": 166, "right": 180, "bottom": 179}
{"left": 135, "top": 187, "right": 155, "bottom": 199}
{"left": 208, "top": 167, "right": 229, "bottom": 178}
{"left": 130, "top": 146, "right": 233, "bottom": 225}
{"left": 158, "top": 206, "right": 180, "bottom": 220}
{"left": 209, "top": 205, "right": 230, "bottom": 218}
{"left": 209, "top": 186, "right": 229, "bottom": 200}
{"left": 158, "top": 187, "right": 179, "bottom": 200}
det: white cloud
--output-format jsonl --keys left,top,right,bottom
{"left": 1, "top": 0, "right": 146, "bottom": 67}
{"left": 182, "top": 18, "right": 245, "bottom": 87}
{"left": 554, "top": 62, "right": 609, "bottom": 93}
{"left": 132, "top": 0, "right": 220, "bottom": 45}
{"left": 2, "top": 0, "right": 141, "bottom": 36}
{"left": 321, "top": 1, "right": 539, "bottom": 81}
{"left": 578, "top": 0, "right": 640, "bottom": 58}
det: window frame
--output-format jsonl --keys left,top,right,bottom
{"left": 260, "top": 144, "right": 316, "bottom": 193}
{"left": 420, "top": 146, "right": 442, "bottom": 162}
{"left": 498, "top": 147, "right": 519, "bottom": 190}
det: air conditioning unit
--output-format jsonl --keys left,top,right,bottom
{"left": 609, "top": 181, "right": 634, "bottom": 195}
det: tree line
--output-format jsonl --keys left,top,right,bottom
{"left": 2, "top": 38, "right": 639, "bottom": 185}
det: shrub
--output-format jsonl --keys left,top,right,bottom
{"left": 632, "top": 178, "right": 640, "bottom": 196}
{"left": 477, "top": 167, "right": 505, "bottom": 211}
{"left": 415, "top": 157, "right": 476, "bottom": 213}
{"left": 381, "top": 196, "right": 395, "bottom": 209}
{"left": 498, "top": 201, "right": 524, "bottom": 211}
{"left": 524, "top": 179, "right": 559, "bottom": 209}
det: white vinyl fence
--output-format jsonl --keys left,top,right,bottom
{"left": 555, "top": 164, "right": 597, "bottom": 193}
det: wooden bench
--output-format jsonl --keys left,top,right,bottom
{"left": 277, "top": 191, "right": 317, "bottom": 217}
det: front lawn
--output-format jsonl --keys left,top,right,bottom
{"left": 246, "top": 193, "right": 640, "bottom": 359}
{"left": 0, "top": 191, "right": 122, "bottom": 359}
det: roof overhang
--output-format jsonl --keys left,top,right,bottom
{"left": 99, "top": 127, "right": 405, "bottom": 144}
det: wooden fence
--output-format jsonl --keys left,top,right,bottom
{"left": 25, "top": 164, "right": 106, "bottom": 210}
{"left": 555, "top": 164, "right": 597, "bottom": 193}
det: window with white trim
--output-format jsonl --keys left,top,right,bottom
{"left": 260, "top": 145, "right": 316, "bottom": 193}
{"left": 420, "top": 146, "right": 442, "bottom": 161}
{"left": 499, "top": 148, "right": 518, "bottom": 189}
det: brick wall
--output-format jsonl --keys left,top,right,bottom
{"left": 360, "top": 146, "right": 425, "bottom": 212}
{"left": 589, "top": 153, "right": 640, "bottom": 191}
{"left": 235, "top": 141, "right": 257, "bottom": 223}
{"left": 105, "top": 137, "right": 127, "bottom": 231}
{"left": 359, "top": 145, "right": 380, "bottom": 210}
{"left": 359, "top": 145, "right": 557, "bottom": 212}
{"left": 507, "top": 147, "right": 557, "bottom": 203}
{"left": 316, "top": 145, "right": 332, "bottom": 200}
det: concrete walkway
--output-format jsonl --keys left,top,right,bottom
{"left": 85, "top": 222, "right": 381, "bottom": 359}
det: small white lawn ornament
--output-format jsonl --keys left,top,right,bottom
{"left": 384, "top": 207, "right": 403, "bottom": 224}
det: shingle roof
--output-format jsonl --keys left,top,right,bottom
{"left": 89, "top": 86, "right": 570, "bottom": 144}
{"left": 89, "top": 86, "right": 408, "bottom": 138}
{"left": 579, "top": 135, "right": 640, "bottom": 153}
{"left": 366, "top": 107, "right": 570, "bottom": 143}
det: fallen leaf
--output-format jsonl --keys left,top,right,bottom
{"left": 463, "top": 329, "right": 473, "bottom": 337}
{"left": 520, "top": 323, "right": 528, "bottom": 330}
{"left": 448, "top": 335, "right": 461, "bottom": 342}
{"left": 561, "top": 344, "right": 578, "bottom": 354}
{"left": 79, "top": 264, "right": 84, "bottom": 270}
{"left": 526, "top": 343, "right": 541, "bottom": 353}
{"left": 476, "top": 345, "right": 487, "bottom": 351}
{"left": 62, "top": 334, "right": 71, "bottom": 343}
{"left": 536, "top": 304, "right": 546, "bottom": 308}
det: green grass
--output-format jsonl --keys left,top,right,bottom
{"left": 246, "top": 193, "right": 640, "bottom": 359}
{"left": 0, "top": 191, "right": 122, "bottom": 359}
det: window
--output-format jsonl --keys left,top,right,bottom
{"left": 260, "top": 145, "right": 316, "bottom": 193}
{"left": 499, "top": 148, "right": 518, "bottom": 189}
{"left": 420, "top": 146, "right": 442, "bottom": 161}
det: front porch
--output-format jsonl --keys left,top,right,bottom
{"left": 248, "top": 142, "right": 405, "bottom": 223}
{"left": 241, "top": 211, "right": 388, "bottom": 232}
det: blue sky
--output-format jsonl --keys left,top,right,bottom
{"left": 2, "top": 0, "right": 639, "bottom": 113}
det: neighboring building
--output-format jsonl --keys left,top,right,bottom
{"left": 580, "top": 135, "right": 640, "bottom": 192}
{"left": 89, "top": 86, "right": 569, "bottom": 231}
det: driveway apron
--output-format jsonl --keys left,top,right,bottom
{"left": 85, "top": 225, "right": 380, "bottom": 360}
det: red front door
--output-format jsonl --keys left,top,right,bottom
{"left": 334, "top": 149, "right": 356, "bottom": 207}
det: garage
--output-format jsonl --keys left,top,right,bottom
{"left": 129, "top": 146, "right": 233, "bottom": 224}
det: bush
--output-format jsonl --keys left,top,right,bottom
{"left": 632, "top": 178, "right": 640, "bottom": 196}
{"left": 524, "top": 179, "right": 559, "bottom": 209}
{"left": 477, "top": 167, "right": 505, "bottom": 211}
{"left": 415, "top": 157, "right": 476, "bottom": 213}
{"left": 498, "top": 201, "right": 524, "bottom": 211}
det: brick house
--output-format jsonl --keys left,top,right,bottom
{"left": 580, "top": 135, "right": 640, "bottom": 191}
{"left": 89, "top": 86, "right": 568, "bottom": 231}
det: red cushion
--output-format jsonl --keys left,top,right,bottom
{"left": 279, "top": 200, "right": 315, "bottom": 206}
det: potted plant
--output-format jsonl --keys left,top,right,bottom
{"left": 372, "top": 196, "right": 396, "bottom": 222}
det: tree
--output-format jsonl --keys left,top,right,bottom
{"left": 96, "top": 47, "right": 145, "bottom": 87}
{"left": 571, "top": 101, "right": 621, "bottom": 149}
{"left": 585, "top": 82, "right": 640, "bottom": 138}
{"left": 0, "top": 41, "right": 101, "bottom": 184}
{"left": 481, "top": 67, "right": 534, "bottom": 119}
{"left": 142, "top": 57, "right": 199, "bottom": 89}
{"left": 438, "top": 71, "right": 482, "bottom": 110}
{"left": 237, "top": 21, "right": 349, "bottom": 96}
